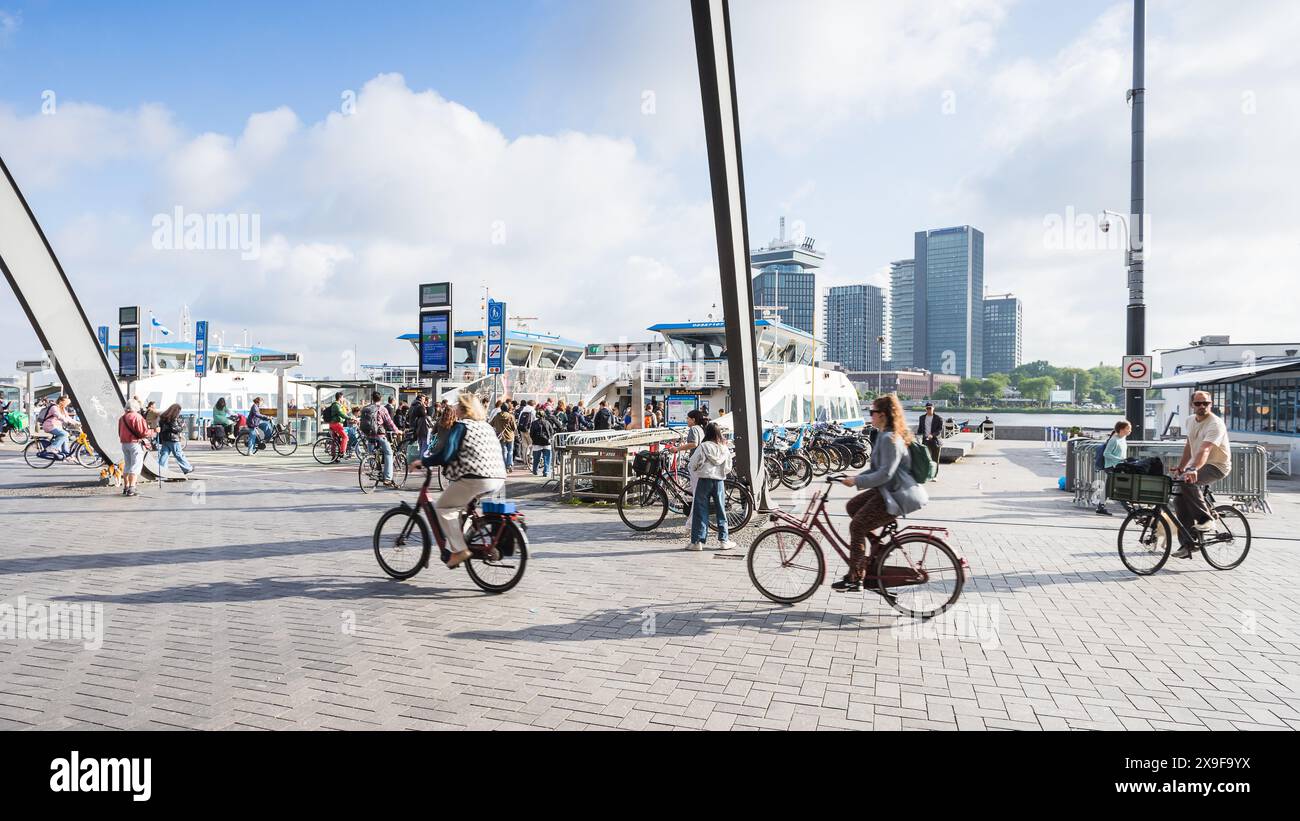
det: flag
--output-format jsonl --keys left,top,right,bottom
{"left": 150, "top": 313, "right": 171, "bottom": 337}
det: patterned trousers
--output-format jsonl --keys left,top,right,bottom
{"left": 845, "top": 488, "right": 894, "bottom": 580}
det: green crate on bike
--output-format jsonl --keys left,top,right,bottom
{"left": 1105, "top": 472, "right": 1170, "bottom": 505}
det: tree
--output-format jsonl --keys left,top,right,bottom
{"left": 1019, "top": 376, "right": 1054, "bottom": 403}
{"left": 1088, "top": 365, "right": 1122, "bottom": 394}
{"left": 1087, "top": 388, "right": 1111, "bottom": 405}
{"left": 959, "top": 377, "right": 982, "bottom": 399}
{"left": 977, "top": 379, "right": 1003, "bottom": 399}
{"left": 1058, "top": 367, "right": 1093, "bottom": 400}
{"left": 932, "top": 384, "right": 959, "bottom": 403}
{"left": 1010, "top": 360, "right": 1059, "bottom": 388}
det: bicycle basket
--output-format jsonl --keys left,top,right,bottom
{"left": 632, "top": 450, "right": 668, "bottom": 477}
{"left": 1105, "top": 472, "right": 1171, "bottom": 505}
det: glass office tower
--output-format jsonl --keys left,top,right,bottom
{"left": 750, "top": 229, "right": 824, "bottom": 336}
{"left": 889, "top": 259, "right": 915, "bottom": 369}
{"left": 913, "top": 226, "right": 984, "bottom": 378}
{"left": 983, "top": 294, "right": 1023, "bottom": 376}
{"left": 825, "top": 284, "right": 885, "bottom": 372}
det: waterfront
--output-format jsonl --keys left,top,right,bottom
{"left": 900, "top": 410, "right": 1139, "bottom": 429}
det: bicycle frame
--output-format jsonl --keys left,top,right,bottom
{"left": 396, "top": 469, "right": 521, "bottom": 558}
{"left": 765, "top": 481, "right": 955, "bottom": 580}
{"left": 1134, "top": 482, "right": 1226, "bottom": 548}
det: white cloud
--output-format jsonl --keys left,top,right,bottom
{"left": 0, "top": 10, "right": 19, "bottom": 45}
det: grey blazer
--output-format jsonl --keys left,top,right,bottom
{"left": 851, "top": 432, "right": 929, "bottom": 517}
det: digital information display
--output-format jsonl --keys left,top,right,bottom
{"left": 420, "top": 283, "right": 451, "bottom": 308}
{"left": 665, "top": 394, "right": 700, "bottom": 428}
{"left": 119, "top": 306, "right": 139, "bottom": 326}
{"left": 420, "top": 311, "right": 450, "bottom": 376}
{"left": 118, "top": 328, "right": 139, "bottom": 379}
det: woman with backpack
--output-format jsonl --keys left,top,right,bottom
{"left": 490, "top": 402, "right": 517, "bottom": 474}
{"left": 155, "top": 403, "right": 195, "bottom": 480}
{"left": 1094, "top": 420, "right": 1132, "bottom": 516}
{"left": 686, "top": 423, "right": 737, "bottom": 552}
{"left": 833, "top": 394, "right": 929, "bottom": 592}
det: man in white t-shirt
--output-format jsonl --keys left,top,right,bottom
{"left": 1171, "top": 390, "right": 1231, "bottom": 558}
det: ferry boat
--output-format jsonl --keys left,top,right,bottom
{"left": 587, "top": 318, "right": 866, "bottom": 429}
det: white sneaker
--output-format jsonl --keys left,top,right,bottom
{"left": 686, "top": 542, "right": 704, "bottom": 551}
{"left": 1193, "top": 520, "right": 1216, "bottom": 533}
{"left": 716, "top": 541, "right": 738, "bottom": 551}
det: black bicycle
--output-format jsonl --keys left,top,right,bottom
{"left": 373, "top": 468, "right": 528, "bottom": 593}
{"left": 617, "top": 445, "right": 754, "bottom": 533}
{"left": 358, "top": 433, "right": 409, "bottom": 493}
{"left": 1114, "top": 473, "right": 1251, "bottom": 575}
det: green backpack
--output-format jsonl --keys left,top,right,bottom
{"left": 907, "top": 439, "right": 936, "bottom": 484}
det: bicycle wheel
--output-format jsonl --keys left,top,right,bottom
{"left": 780, "top": 454, "right": 812, "bottom": 489}
{"left": 74, "top": 444, "right": 104, "bottom": 469}
{"left": 463, "top": 515, "right": 529, "bottom": 593}
{"left": 312, "top": 437, "right": 338, "bottom": 465}
{"left": 24, "top": 439, "right": 55, "bottom": 469}
{"left": 849, "top": 447, "right": 868, "bottom": 470}
{"left": 746, "top": 526, "right": 825, "bottom": 604}
{"left": 273, "top": 431, "right": 298, "bottom": 456}
{"left": 235, "top": 432, "right": 253, "bottom": 456}
{"left": 828, "top": 445, "right": 848, "bottom": 472}
{"left": 873, "top": 534, "right": 964, "bottom": 619}
{"left": 373, "top": 506, "right": 431, "bottom": 579}
{"left": 617, "top": 478, "right": 669, "bottom": 531}
{"left": 719, "top": 478, "right": 754, "bottom": 533}
{"left": 1117, "top": 508, "right": 1171, "bottom": 575}
{"left": 1201, "top": 505, "right": 1251, "bottom": 570}
{"left": 9, "top": 428, "right": 30, "bottom": 445}
{"left": 806, "top": 447, "right": 830, "bottom": 476}
{"left": 358, "top": 453, "right": 382, "bottom": 494}
{"left": 764, "top": 456, "right": 782, "bottom": 492}
{"left": 391, "top": 452, "right": 409, "bottom": 488}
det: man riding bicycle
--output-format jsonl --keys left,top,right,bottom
{"left": 411, "top": 393, "right": 506, "bottom": 569}
{"left": 1171, "top": 390, "right": 1231, "bottom": 559}
{"left": 323, "top": 391, "right": 350, "bottom": 457}
{"left": 360, "top": 392, "right": 400, "bottom": 487}
{"left": 246, "top": 397, "right": 274, "bottom": 455}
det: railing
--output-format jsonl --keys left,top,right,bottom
{"left": 554, "top": 428, "right": 683, "bottom": 500}
{"left": 1070, "top": 440, "right": 1271, "bottom": 514}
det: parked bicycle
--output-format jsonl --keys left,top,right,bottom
{"left": 1, "top": 410, "right": 30, "bottom": 444}
{"left": 1112, "top": 472, "right": 1251, "bottom": 575}
{"left": 617, "top": 446, "right": 754, "bottom": 533}
{"left": 762, "top": 426, "right": 813, "bottom": 491}
{"left": 235, "top": 421, "right": 298, "bottom": 456}
{"left": 373, "top": 467, "right": 528, "bottom": 593}
{"left": 746, "top": 474, "right": 966, "bottom": 618}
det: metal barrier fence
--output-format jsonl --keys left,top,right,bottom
{"left": 1044, "top": 427, "right": 1070, "bottom": 461}
{"left": 554, "top": 428, "right": 683, "bottom": 500}
{"left": 1069, "top": 439, "right": 1271, "bottom": 514}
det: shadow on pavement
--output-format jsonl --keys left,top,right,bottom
{"left": 0, "top": 535, "right": 370, "bottom": 576}
{"left": 51, "top": 574, "right": 483, "bottom": 604}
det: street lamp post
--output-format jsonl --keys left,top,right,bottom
{"left": 1126, "top": 0, "right": 1146, "bottom": 439}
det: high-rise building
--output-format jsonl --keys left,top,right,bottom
{"left": 750, "top": 221, "right": 823, "bottom": 335}
{"left": 824, "top": 284, "right": 885, "bottom": 372}
{"left": 888, "top": 259, "right": 915, "bottom": 369}
{"left": 983, "top": 294, "right": 1023, "bottom": 377}
{"left": 913, "top": 226, "right": 984, "bottom": 378}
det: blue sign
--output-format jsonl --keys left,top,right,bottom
{"left": 194, "top": 321, "right": 209, "bottom": 378}
{"left": 487, "top": 299, "right": 506, "bottom": 374}
{"left": 97, "top": 325, "right": 109, "bottom": 351}
{"left": 421, "top": 312, "right": 450, "bottom": 376}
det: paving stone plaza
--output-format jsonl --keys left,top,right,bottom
{"left": 1, "top": 438, "right": 1297, "bottom": 731}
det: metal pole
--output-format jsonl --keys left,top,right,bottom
{"left": 691, "top": 0, "right": 766, "bottom": 501}
{"left": 1126, "top": 0, "right": 1147, "bottom": 439}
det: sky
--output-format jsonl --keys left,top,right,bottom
{"left": 0, "top": 0, "right": 1297, "bottom": 379}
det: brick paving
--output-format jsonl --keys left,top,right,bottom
{"left": 0, "top": 437, "right": 1296, "bottom": 731}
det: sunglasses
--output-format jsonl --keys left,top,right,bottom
{"left": 870, "top": 409, "right": 884, "bottom": 415}
{"left": 1192, "top": 401, "right": 1211, "bottom": 407}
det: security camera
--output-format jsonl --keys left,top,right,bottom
{"left": 1099, "top": 217, "right": 1111, "bottom": 233}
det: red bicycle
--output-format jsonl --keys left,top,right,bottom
{"left": 746, "top": 475, "right": 966, "bottom": 618}
{"left": 373, "top": 468, "right": 528, "bottom": 593}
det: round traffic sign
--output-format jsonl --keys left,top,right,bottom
{"left": 1126, "top": 360, "right": 1148, "bottom": 379}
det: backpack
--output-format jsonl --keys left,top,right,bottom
{"left": 1094, "top": 436, "right": 1112, "bottom": 471}
{"left": 359, "top": 404, "right": 380, "bottom": 436}
{"left": 632, "top": 450, "right": 667, "bottom": 476}
{"left": 907, "top": 439, "right": 936, "bottom": 484}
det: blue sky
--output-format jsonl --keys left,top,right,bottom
{"left": 1, "top": 0, "right": 1297, "bottom": 377}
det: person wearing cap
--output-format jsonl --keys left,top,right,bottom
{"left": 918, "top": 402, "right": 943, "bottom": 470}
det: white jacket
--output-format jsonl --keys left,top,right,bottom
{"left": 688, "top": 440, "right": 732, "bottom": 492}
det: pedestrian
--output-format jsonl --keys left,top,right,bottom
{"left": 593, "top": 400, "right": 613, "bottom": 430}
{"left": 491, "top": 401, "right": 517, "bottom": 473}
{"left": 529, "top": 409, "right": 555, "bottom": 476}
{"left": 643, "top": 404, "right": 655, "bottom": 429}
{"left": 833, "top": 394, "right": 928, "bottom": 592}
{"left": 917, "top": 402, "right": 943, "bottom": 468}
{"left": 118, "top": 398, "right": 153, "bottom": 497}
{"left": 144, "top": 400, "right": 159, "bottom": 429}
{"left": 1093, "top": 420, "right": 1131, "bottom": 515}
{"left": 516, "top": 400, "right": 535, "bottom": 463}
{"left": 682, "top": 408, "right": 708, "bottom": 453}
{"left": 155, "top": 403, "right": 194, "bottom": 480}
{"left": 410, "top": 394, "right": 433, "bottom": 455}
{"left": 686, "top": 422, "right": 737, "bottom": 552}
{"left": 394, "top": 401, "right": 410, "bottom": 431}
{"left": 1171, "top": 391, "right": 1232, "bottom": 559}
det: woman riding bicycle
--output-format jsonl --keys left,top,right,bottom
{"left": 832, "top": 394, "right": 929, "bottom": 592}
{"left": 411, "top": 393, "right": 506, "bottom": 569}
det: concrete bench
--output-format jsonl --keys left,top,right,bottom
{"left": 938, "top": 432, "right": 980, "bottom": 463}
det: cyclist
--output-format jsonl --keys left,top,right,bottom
{"left": 344, "top": 407, "right": 363, "bottom": 458}
{"left": 212, "top": 397, "right": 236, "bottom": 442}
{"left": 360, "top": 391, "right": 400, "bottom": 487}
{"left": 323, "top": 391, "right": 349, "bottom": 457}
{"left": 0, "top": 395, "right": 13, "bottom": 439}
{"left": 411, "top": 393, "right": 507, "bottom": 569}
{"left": 833, "top": 394, "right": 929, "bottom": 592}
{"left": 1170, "top": 390, "right": 1231, "bottom": 559}
{"left": 246, "top": 397, "right": 273, "bottom": 455}
{"left": 41, "top": 395, "right": 76, "bottom": 459}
